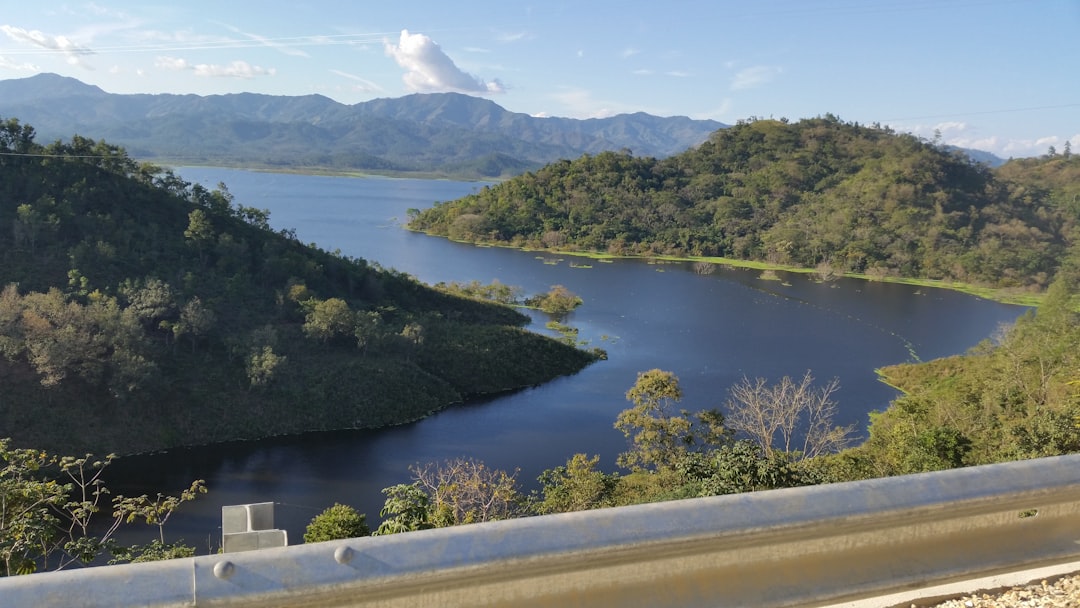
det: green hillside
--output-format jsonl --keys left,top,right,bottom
{"left": 410, "top": 116, "right": 1078, "bottom": 291}
{"left": 0, "top": 118, "right": 598, "bottom": 455}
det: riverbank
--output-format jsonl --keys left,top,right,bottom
{"left": 408, "top": 230, "right": 1043, "bottom": 307}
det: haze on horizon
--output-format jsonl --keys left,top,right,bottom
{"left": 1, "top": 0, "right": 1077, "bottom": 159}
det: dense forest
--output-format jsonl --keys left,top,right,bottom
{"left": 410, "top": 116, "right": 1080, "bottom": 291}
{"left": 0, "top": 117, "right": 599, "bottom": 456}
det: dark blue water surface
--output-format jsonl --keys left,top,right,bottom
{"left": 107, "top": 168, "right": 1027, "bottom": 548}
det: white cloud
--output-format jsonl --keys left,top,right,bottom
{"left": 621, "top": 47, "right": 639, "bottom": 59}
{"left": 155, "top": 55, "right": 275, "bottom": 79}
{"left": 494, "top": 30, "right": 529, "bottom": 43}
{"left": 1001, "top": 138, "right": 1049, "bottom": 157}
{"left": 384, "top": 29, "right": 503, "bottom": 94}
{"left": 155, "top": 56, "right": 190, "bottom": 71}
{"left": 546, "top": 87, "right": 623, "bottom": 119}
{"left": 0, "top": 55, "right": 39, "bottom": 71}
{"left": 693, "top": 99, "right": 734, "bottom": 122}
{"left": 216, "top": 22, "right": 310, "bottom": 58}
{"left": 899, "top": 121, "right": 1066, "bottom": 158}
{"left": 330, "top": 68, "right": 383, "bottom": 93}
{"left": 666, "top": 70, "right": 691, "bottom": 78}
{"left": 731, "top": 65, "right": 781, "bottom": 90}
{"left": 935, "top": 121, "right": 967, "bottom": 132}
{"left": 1, "top": 25, "right": 95, "bottom": 68}
{"left": 633, "top": 68, "right": 654, "bottom": 76}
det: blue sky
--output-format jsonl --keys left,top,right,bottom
{"left": 1, "top": 1, "right": 1077, "bottom": 158}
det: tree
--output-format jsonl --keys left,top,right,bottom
{"left": 723, "top": 371, "right": 853, "bottom": 459}
{"left": 7, "top": 288, "right": 155, "bottom": 393}
{"left": 0, "top": 441, "right": 66, "bottom": 575}
{"left": 13, "top": 199, "right": 58, "bottom": 256}
{"left": 246, "top": 345, "right": 286, "bottom": 389}
{"left": 119, "top": 278, "right": 177, "bottom": 330}
{"left": 678, "top": 440, "right": 815, "bottom": 497}
{"left": 376, "top": 484, "right": 432, "bottom": 535}
{"left": 614, "top": 370, "right": 731, "bottom": 471}
{"left": 172, "top": 297, "right": 215, "bottom": 353}
{"left": 614, "top": 369, "right": 691, "bottom": 471}
{"left": 302, "top": 298, "right": 354, "bottom": 344}
{"left": 398, "top": 321, "right": 425, "bottom": 360}
{"left": 0, "top": 439, "right": 206, "bottom": 576}
{"left": 113, "top": 480, "right": 207, "bottom": 546}
{"left": 303, "top": 503, "right": 370, "bottom": 543}
{"left": 352, "top": 310, "right": 382, "bottom": 354}
{"left": 526, "top": 285, "right": 583, "bottom": 318}
{"left": 409, "top": 458, "right": 525, "bottom": 527}
{"left": 183, "top": 209, "right": 214, "bottom": 266}
{"left": 535, "top": 453, "right": 620, "bottom": 514}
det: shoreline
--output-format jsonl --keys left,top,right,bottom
{"left": 409, "top": 230, "right": 1043, "bottom": 307}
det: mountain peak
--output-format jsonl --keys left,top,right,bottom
{"left": 0, "top": 73, "right": 106, "bottom": 103}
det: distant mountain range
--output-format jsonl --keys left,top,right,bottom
{"left": 0, "top": 73, "right": 726, "bottom": 178}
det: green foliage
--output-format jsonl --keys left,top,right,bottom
{"left": 246, "top": 345, "right": 286, "bottom": 388}
{"left": 614, "top": 369, "right": 690, "bottom": 471}
{"left": 535, "top": 454, "right": 620, "bottom": 514}
{"left": 302, "top": 297, "right": 354, "bottom": 344}
{"left": 854, "top": 274, "right": 1080, "bottom": 477}
{"left": 113, "top": 480, "right": 207, "bottom": 544}
{"left": 411, "top": 119, "right": 1078, "bottom": 289}
{"left": 377, "top": 458, "right": 526, "bottom": 533}
{"left": 303, "top": 503, "right": 370, "bottom": 543}
{"left": 524, "top": 285, "right": 583, "bottom": 318}
{"left": 674, "top": 440, "right": 819, "bottom": 497}
{"left": 0, "top": 118, "right": 598, "bottom": 455}
{"left": 376, "top": 484, "right": 432, "bottom": 535}
{"left": 0, "top": 439, "right": 205, "bottom": 576}
{"left": 108, "top": 540, "right": 195, "bottom": 564}
{"left": 434, "top": 279, "right": 523, "bottom": 306}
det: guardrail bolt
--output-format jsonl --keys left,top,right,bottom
{"left": 214, "top": 560, "right": 236, "bottom": 580}
{"left": 334, "top": 546, "right": 355, "bottom": 564}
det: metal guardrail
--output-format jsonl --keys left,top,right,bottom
{"left": 4, "top": 454, "right": 1080, "bottom": 608}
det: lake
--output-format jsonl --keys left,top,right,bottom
{"left": 107, "top": 167, "right": 1027, "bottom": 549}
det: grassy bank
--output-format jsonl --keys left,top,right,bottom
{"left": 411, "top": 230, "right": 1043, "bottom": 307}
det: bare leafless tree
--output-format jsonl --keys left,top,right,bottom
{"left": 409, "top": 457, "right": 525, "bottom": 526}
{"left": 724, "top": 371, "right": 854, "bottom": 459}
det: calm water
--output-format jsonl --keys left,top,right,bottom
{"left": 107, "top": 167, "right": 1027, "bottom": 549}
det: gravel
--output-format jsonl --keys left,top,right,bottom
{"left": 914, "top": 574, "right": 1080, "bottom": 607}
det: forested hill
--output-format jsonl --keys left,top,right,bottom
{"left": 0, "top": 118, "right": 598, "bottom": 455}
{"left": 0, "top": 73, "right": 723, "bottom": 179}
{"left": 410, "top": 116, "right": 1080, "bottom": 290}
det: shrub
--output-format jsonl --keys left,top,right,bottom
{"left": 303, "top": 503, "right": 370, "bottom": 543}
